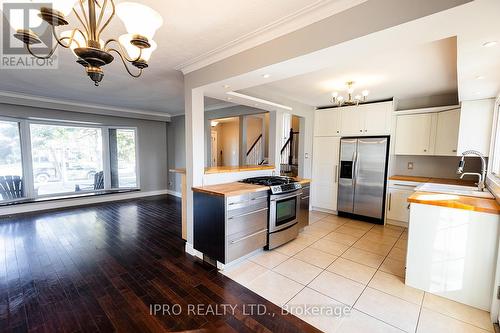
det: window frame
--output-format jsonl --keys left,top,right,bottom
{"left": 0, "top": 115, "right": 140, "bottom": 203}
{"left": 105, "top": 126, "right": 141, "bottom": 190}
{"left": 486, "top": 97, "right": 500, "bottom": 197}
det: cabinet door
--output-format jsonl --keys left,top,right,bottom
{"left": 458, "top": 100, "right": 495, "bottom": 157}
{"left": 340, "top": 106, "right": 364, "bottom": 136}
{"left": 434, "top": 109, "right": 460, "bottom": 156}
{"left": 362, "top": 102, "right": 392, "bottom": 135}
{"left": 386, "top": 188, "right": 413, "bottom": 223}
{"left": 315, "top": 108, "right": 341, "bottom": 136}
{"left": 312, "top": 137, "right": 340, "bottom": 211}
{"left": 395, "top": 113, "right": 434, "bottom": 155}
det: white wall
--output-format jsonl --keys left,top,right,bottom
{"left": 392, "top": 155, "right": 483, "bottom": 179}
{"left": 220, "top": 119, "right": 240, "bottom": 166}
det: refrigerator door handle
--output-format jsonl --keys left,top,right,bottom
{"left": 351, "top": 151, "right": 357, "bottom": 186}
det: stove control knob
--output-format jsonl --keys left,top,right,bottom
{"left": 271, "top": 186, "right": 281, "bottom": 194}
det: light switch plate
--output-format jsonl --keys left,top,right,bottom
{"left": 408, "top": 162, "right": 414, "bottom": 170}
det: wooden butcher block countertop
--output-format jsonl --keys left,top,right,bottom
{"left": 192, "top": 182, "right": 269, "bottom": 197}
{"left": 408, "top": 191, "right": 500, "bottom": 215}
{"left": 192, "top": 177, "right": 311, "bottom": 197}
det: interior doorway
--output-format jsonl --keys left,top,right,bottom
{"left": 210, "top": 130, "right": 218, "bottom": 167}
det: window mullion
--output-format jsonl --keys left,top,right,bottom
{"left": 102, "top": 127, "right": 111, "bottom": 190}
{"left": 19, "top": 121, "right": 35, "bottom": 199}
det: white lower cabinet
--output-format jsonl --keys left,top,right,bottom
{"left": 386, "top": 188, "right": 413, "bottom": 223}
{"left": 311, "top": 137, "right": 340, "bottom": 211}
{"left": 386, "top": 180, "right": 419, "bottom": 225}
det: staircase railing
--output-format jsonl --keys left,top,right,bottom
{"left": 246, "top": 134, "right": 265, "bottom": 165}
{"left": 281, "top": 128, "right": 299, "bottom": 165}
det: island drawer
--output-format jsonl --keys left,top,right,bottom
{"left": 226, "top": 228, "right": 267, "bottom": 263}
{"left": 227, "top": 206, "right": 268, "bottom": 236}
{"left": 226, "top": 198, "right": 268, "bottom": 219}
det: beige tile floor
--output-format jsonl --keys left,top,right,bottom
{"left": 222, "top": 211, "right": 495, "bottom": 333}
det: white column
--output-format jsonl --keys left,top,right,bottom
{"left": 185, "top": 87, "right": 205, "bottom": 245}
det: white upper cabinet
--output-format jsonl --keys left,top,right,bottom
{"left": 457, "top": 99, "right": 495, "bottom": 157}
{"left": 361, "top": 102, "right": 392, "bottom": 135}
{"left": 314, "top": 108, "right": 341, "bottom": 136}
{"left": 340, "top": 106, "right": 364, "bottom": 135}
{"left": 434, "top": 109, "right": 460, "bottom": 156}
{"left": 394, "top": 99, "right": 495, "bottom": 157}
{"left": 314, "top": 101, "right": 393, "bottom": 137}
{"left": 395, "top": 113, "right": 435, "bottom": 155}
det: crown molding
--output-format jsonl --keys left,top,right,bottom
{"left": 0, "top": 90, "right": 172, "bottom": 121}
{"left": 175, "top": 0, "right": 367, "bottom": 74}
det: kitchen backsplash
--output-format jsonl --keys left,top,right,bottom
{"left": 391, "top": 155, "right": 484, "bottom": 179}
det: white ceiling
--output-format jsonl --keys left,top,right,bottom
{"left": 204, "top": 0, "right": 500, "bottom": 111}
{"left": 246, "top": 37, "right": 458, "bottom": 107}
{"left": 0, "top": 0, "right": 364, "bottom": 116}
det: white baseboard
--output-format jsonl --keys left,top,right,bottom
{"left": 185, "top": 243, "right": 203, "bottom": 259}
{"left": 386, "top": 219, "right": 409, "bottom": 228}
{"left": 0, "top": 189, "right": 171, "bottom": 216}
{"left": 166, "top": 190, "right": 182, "bottom": 198}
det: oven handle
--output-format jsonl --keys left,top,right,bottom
{"left": 270, "top": 192, "right": 302, "bottom": 201}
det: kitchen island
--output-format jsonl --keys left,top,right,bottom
{"left": 192, "top": 177, "right": 311, "bottom": 267}
{"left": 406, "top": 189, "right": 500, "bottom": 310}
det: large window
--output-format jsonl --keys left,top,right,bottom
{"left": 109, "top": 128, "right": 137, "bottom": 188}
{"left": 0, "top": 117, "right": 139, "bottom": 203}
{"left": 0, "top": 120, "right": 23, "bottom": 201}
{"left": 30, "top": 124, "right": 104, "bottom": 196}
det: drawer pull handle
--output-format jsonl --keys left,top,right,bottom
{"left": 388, "top": 193, "right": 392, "bottom": 211}
{"left": 228, "top": 201, "right": 247, "bottom": 206}
{"left": 392, "top": 184, "right": 417, "bottom": 188}
{"left": 251, "top": 196, "right": 268, "bottom": 201}
{"left": 230, "top": 229, "right": 267, "bottom": 244}
{"left": 228, "top": 208, "right": 268, "bottom": 220}
{"left": 301, "top": 196, "right": 310, "bottom": 200}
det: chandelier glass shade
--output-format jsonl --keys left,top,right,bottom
{"left": 331, "top": 81, "right": 370, "bottom": 107}
{"left": 9, "top": 0, "right": 163, "bottom": 86}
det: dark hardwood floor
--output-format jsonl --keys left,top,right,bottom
{"left": 0, "top": 195, "right": 320, "bottom": 333}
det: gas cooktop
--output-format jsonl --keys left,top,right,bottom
{"left": 240, "top": 176, "right": 301, "bottom": 194}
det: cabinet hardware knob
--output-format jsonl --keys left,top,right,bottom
{"left": 423, "top": 149, "right": 427, "bottom": 152}
{"left": 452, "top": 149, "right": 457, "bottom": 152}
{"left": 360, "top": 130, "right": 363, "bottom": 132}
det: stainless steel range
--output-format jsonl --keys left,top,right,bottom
{"left": 240, "top": 176, "right": 302, "bottom": 249}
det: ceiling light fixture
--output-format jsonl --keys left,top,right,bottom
{"left": 226, "top": 91, "right": 293, "bottom": 111}
{"left": 223, "top": 85, "right": 230, "bottom": 89}
{"left": 262, "top": 74, "right": 271, "bottom": 78}
{"left": 482, "top": 41, "right": 498, "bottom": 48}
{"left": 211, "top": 121, "right": 219, "bottom": 127}
{"left": 9, "top": 1, "right": 163, "bottom": 86}
{"left": 331, "top": 81, "right": 369, "bottom": 107}
{"left": 476, "top": 75, "right": 485, "bottom": 80}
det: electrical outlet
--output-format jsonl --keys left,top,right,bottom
{"left": 408, "top": 162, "right": 414, "bottom": 170}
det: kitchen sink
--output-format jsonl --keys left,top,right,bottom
{"left": 416, "top": 183, "right": 495, "bottom": 199}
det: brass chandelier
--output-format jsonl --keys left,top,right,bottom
{"left": 331, "top": 81, "right": 370, "bottom": 107}
{"left": 10, "top": 0, "right": 163, "bottom": 86}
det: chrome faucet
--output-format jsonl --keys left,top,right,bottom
{"left": 457, "top": 150, "right": 487, "bottom": 191}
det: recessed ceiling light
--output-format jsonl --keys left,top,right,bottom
{"left": 482, "top": 41, "right": 498, "bottom": 48}
{"left": 262, "top": 74, "right": 271, "bottom": 79}
{"left": 476, "top": 75, "right": 485, "bottom": 80}
{"left": 227, "top": 97, "right": 232, "bottom": 101}
{"left": 475, "top": 92, "right": 481, "bottom": 95}
{"left": 223, "top": 84, "right": 230, "bottom": 89}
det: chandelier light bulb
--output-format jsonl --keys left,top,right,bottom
{"left": 332, "top": 92, "right": 339, "bottom": 98}
{"left": 116, "top": 2, "right": 164, "bottom": 40}
{"left": 355, "top": 95, "right": 361, "bottom": 100}
{"left": 362, "top": 90, "right": 370, "bottom": 97}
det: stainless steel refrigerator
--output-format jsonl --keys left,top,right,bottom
{"left": 338, "top": 137, "right": 389, "bottom": 224}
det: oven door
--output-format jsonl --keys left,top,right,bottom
{"left": 270, "top": 191, "right": 301, "bottom": 232}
